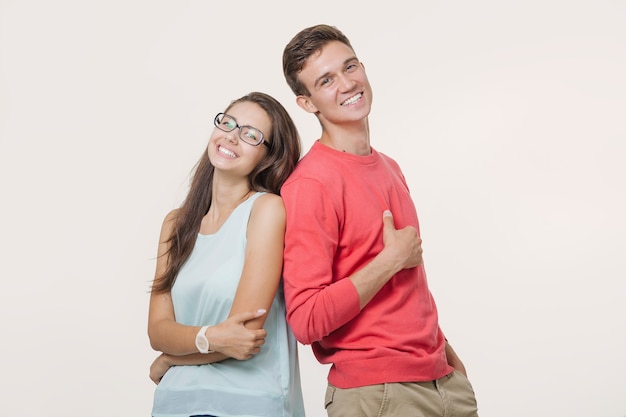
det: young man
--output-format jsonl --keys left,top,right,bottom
{"left": 280, "top": 24, "right": 479, "bottom": 416}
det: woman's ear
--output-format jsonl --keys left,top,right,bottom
{"left": 296, "top": 95, "right": 318, "bottom": 114}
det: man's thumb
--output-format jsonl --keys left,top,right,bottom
{"left": 382, "top": 210, "right": 394, "bottom": 228}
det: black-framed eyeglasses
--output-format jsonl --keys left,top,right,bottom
{"left": 213, "top": 113, "right": 269, "bottom": 148}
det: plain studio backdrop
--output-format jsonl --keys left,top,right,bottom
{"left": 1, "top": 1, "right": 624, "bottom": 416}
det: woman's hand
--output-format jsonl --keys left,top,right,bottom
{"left": 208, "top": 309, "right": 267, "bottom": 360}
{"left": 150, "top": 353, "right": 172, "bottom": 384}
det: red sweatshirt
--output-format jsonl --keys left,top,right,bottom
{"left": 281, "top": 141, "right": 452, "bottom": 389}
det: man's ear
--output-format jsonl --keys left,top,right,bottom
{"left": 296, "top": 95, "right": 318, "bottom": 114}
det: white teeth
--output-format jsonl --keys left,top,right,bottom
{"left": 218, "top": 145, "right": 237, "bottom": 158}
{"left": 342, "top": 93, "right": 362, "bottom": 106}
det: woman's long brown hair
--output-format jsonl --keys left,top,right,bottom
{"left": 151, "top": 92, "right": 301, "bottom": 294}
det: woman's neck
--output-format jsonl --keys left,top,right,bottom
{"left": 200, "top": 183, "right": 254, "bottom": 235}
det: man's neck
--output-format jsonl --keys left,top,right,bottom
{"left": 319, "top": 119, "right": 371, "bottom": 155}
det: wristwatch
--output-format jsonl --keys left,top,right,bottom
{"left": 195, "top": 325, "right": 211, "bottom": 354}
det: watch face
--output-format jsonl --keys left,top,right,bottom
{"left": 196, "top": 335, "right": 208, "bottom": 351}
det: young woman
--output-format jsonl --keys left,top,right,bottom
{"left": 148, "top": 92, "right": 305, "bottom": 417}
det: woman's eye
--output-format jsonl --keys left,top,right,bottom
{"left": 246, "top": 129, "right": 260, "bottom": 140}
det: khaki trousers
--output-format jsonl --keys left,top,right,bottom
{"left": 325, "top": 370, "right": 478, "bottom": 417}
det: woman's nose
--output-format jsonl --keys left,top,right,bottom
{"left": 225, "top": 130, "right": 239, "bottom": 143}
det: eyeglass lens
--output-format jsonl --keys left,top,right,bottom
{"left": 215, "top": 113, "right": 264, "bottom": 146}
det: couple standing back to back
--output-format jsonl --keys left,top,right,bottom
{"left": 148, "top": 23, "right": 479, "bottom": 417}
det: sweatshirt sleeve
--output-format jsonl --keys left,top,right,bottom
{"left": 281, "top": 177, "right": 361, "bottom": 345}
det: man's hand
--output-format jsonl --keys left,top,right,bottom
{"left": 445, "top": 341, "right": 468, "bottom": 377}
{"left": 382, "top": 210, "right": 423, "bottom": 271}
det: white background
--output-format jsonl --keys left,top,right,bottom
{"left": 1, "top": 1, "right": 625, "bottom": 416}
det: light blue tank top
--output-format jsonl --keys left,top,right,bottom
{"left": 152, "top": 192, "right": 305, "bottom": 417}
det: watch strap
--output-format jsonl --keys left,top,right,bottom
{"left": 195, "top": 325, "right": 210, "bottom": 354}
